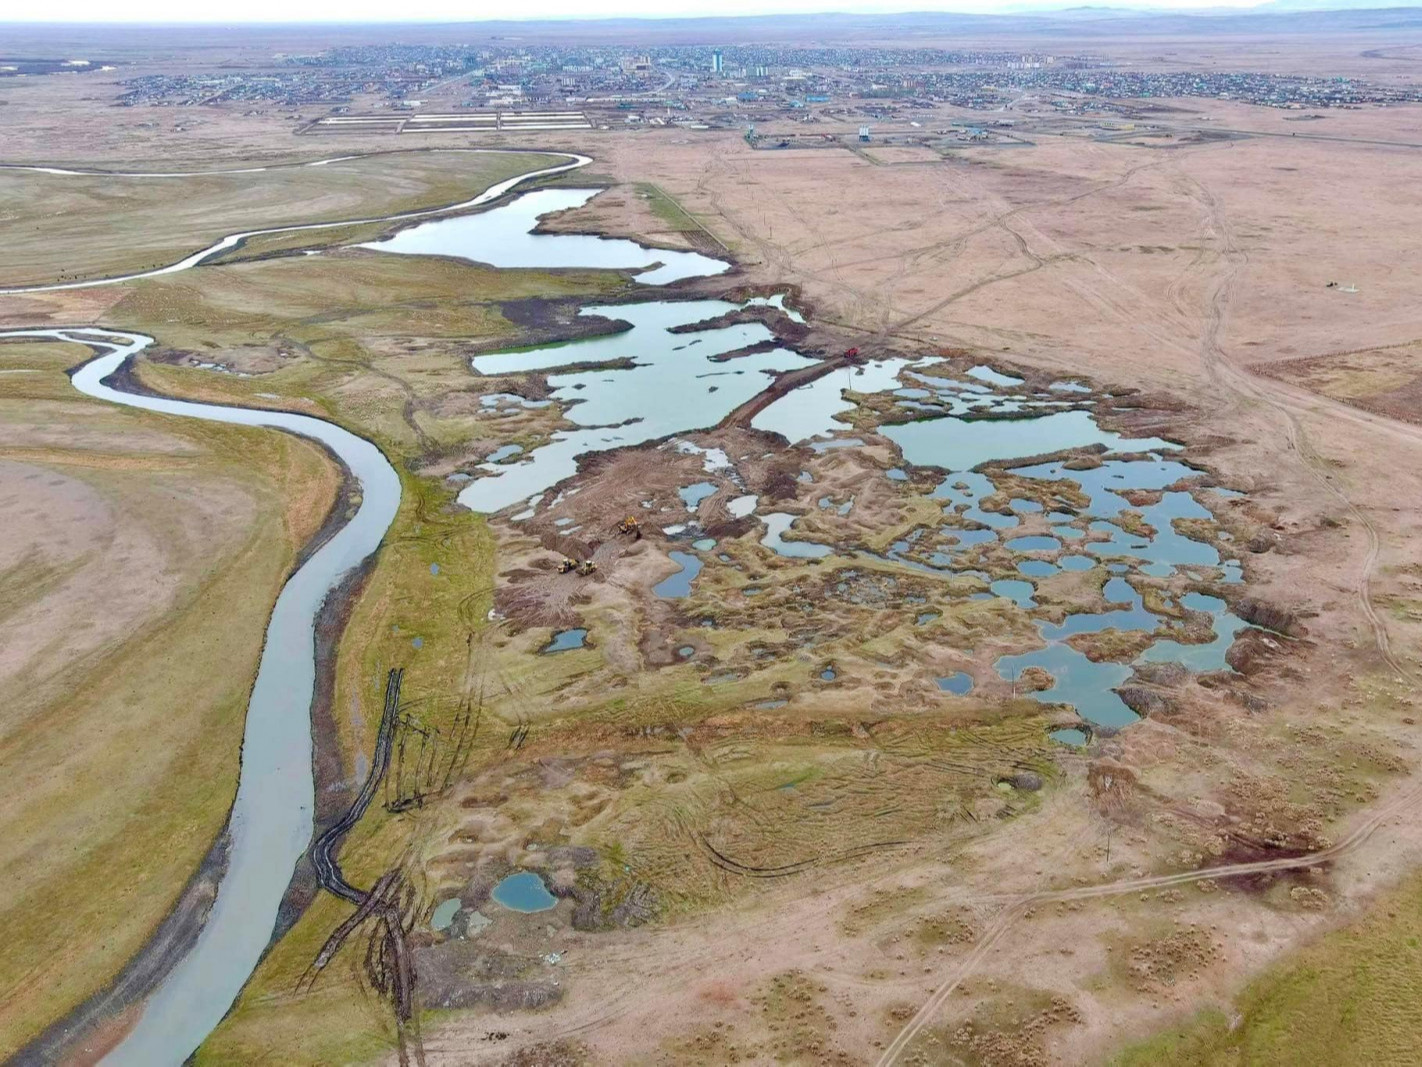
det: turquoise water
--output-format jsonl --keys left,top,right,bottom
{"left": 491, "top": 871, "right": 558, "bottom": 913}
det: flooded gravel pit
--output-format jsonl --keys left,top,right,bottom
{"left": 451, "top": 202, "right": 1259, "bottom": 782}
{"left": 491, "top": 871, "right": 558, "bottom": 913}
{"left": 459, "top": 297, "right": 809, "bottom": 513}
{"left": 654, "top": 551, "right": 703, "bottom": 598}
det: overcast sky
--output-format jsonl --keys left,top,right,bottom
{"left": 4, "top": 0, "right": 1269, "bottom": 23}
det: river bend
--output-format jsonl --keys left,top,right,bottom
{"left": 0, "top": 327, "right": 401, "bottom": 1065}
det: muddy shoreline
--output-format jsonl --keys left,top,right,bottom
{"left": 18, "top": 352, "right": 384, "bottom": 1066}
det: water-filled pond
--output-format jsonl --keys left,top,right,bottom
{"left": 491, "top": 871, "right": 558, "bottom": 913}
{"left": 361, "top": 187, "right": 730, "bottom": 285}
{"left": 937, "top": 672, "right": 975, "bottom": 695}
{"left": 541, "top": 628, "right": 588, "bottom": 653}
{"left": 654, "top": 551, "right": 704, "bottom": 598}
{"left": 761, "top": 513, "right": 833, "bottom": 559}
{"left": 459, "top": 297, "right": 808, "bottom": 513}
{"left": 431, "top": 898, "right": 461, "bottom": 931}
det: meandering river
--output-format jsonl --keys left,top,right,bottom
{"left": 0, "top": 326, "right": 402, "bottom": 1064}
{"left": 0, "top": 149, "right": 592, "bottom": 295}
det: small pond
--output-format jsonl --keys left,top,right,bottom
{"left": 541, "top": 628, "right": 588, "bottom": 654}
{"left": 491, "top": 871, "right": 558, "bottom": 913}
{"left": 936, "top": 672, "right": 974, "bottom": 695}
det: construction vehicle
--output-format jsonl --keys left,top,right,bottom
{"left": 617, "top": 515, "right": 642, "bottom": 539}
{"left": 558, "top": 558, "right": 578, "bottom": 574}
{"left": 558, "top": 557, "right": 598, "bottom": 576}
{"left": 577, "top": 560, "right": 597, "bottom": 576}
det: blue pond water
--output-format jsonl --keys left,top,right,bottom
{"left": 761, "top": 513, "right": 832, "bottom": 558}
{"left": 991, "top": 579, "right": 1036, "bottom": 608}
{"left": 680, "top": 481, "right": 717, "bottom": 511}
{"left": 937, "top": 671, "right": 975, "bottom": 695}
{"left": 883, "top": 409, "right": 1177, "bottom": 472}
{"left": 654, "top": 551, "right": 703, "bottom": 598}
{"left": 1018, "top": 559, "right": 1057, "bottom": 578}
{"left": 1005, "top": 535, "right": 1061, "bottom": 553}
{"left": 459, "top": 297, "right": 809, "bottom": 513}
{"left": 542, "top": 628, "right": 588, "bottom": 653}
{"left": 491, "top": 871, "right": 558, "bottom": 913}
{"left": 967, "top": 364, "right": 1025, "bottom": 387}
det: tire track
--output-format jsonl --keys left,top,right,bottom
{"left": 878, "top": 774, "right": 1422, "bottom": 1065}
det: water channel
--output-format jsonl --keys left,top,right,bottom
{"left": 0, "top": 149, "right": 592, "bottom": 295}
{"left": 0, "top": 328, "right": 400, "bottom": 1065}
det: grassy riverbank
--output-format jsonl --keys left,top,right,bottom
{"left": 97, "top": 252, "right": 630, "bottom": 1063}
{"left": 0, "top": 339, "right": 339, "bottom": 1055}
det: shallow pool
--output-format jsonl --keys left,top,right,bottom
{"left": 491, "top": 871, "right": 558, "bottom": 913}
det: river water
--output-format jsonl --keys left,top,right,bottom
{"left": 0, "top": 327, "right": 401, "bottom": 1065}
{"left": 0, "top": 149, "right": 591, "bottom": 295}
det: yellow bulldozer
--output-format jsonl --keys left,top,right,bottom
{"left": 616, "top": 516, "right": 642, "bottom": 540}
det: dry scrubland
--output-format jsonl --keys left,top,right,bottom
{"left": 5, "top": 81, "right": 1422, "bottom": 1066}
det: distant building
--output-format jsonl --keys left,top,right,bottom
{"left": 858, "top": 125, "right": 871, "bottom": 142}
{"left": 712, "top": 50, "right": 724, "bottom": 75}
